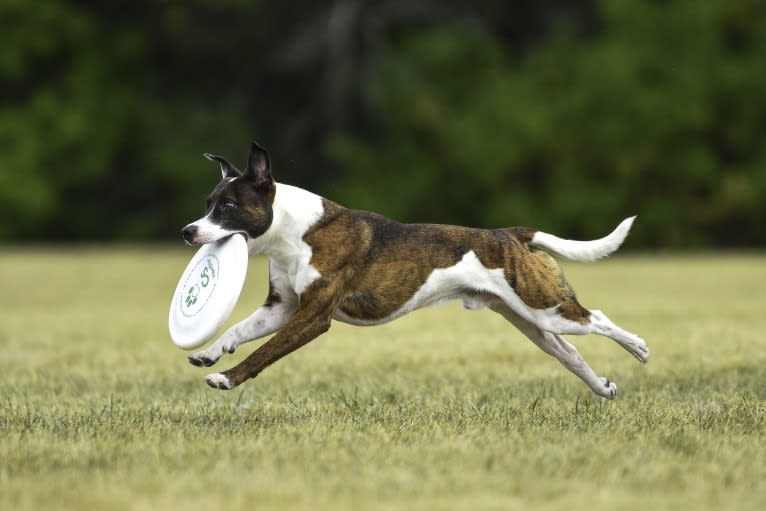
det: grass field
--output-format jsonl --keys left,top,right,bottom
{"left": 1, "top": 247, "right": 765, "bottom": 510}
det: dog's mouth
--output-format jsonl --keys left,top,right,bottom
{"left": 182, "top": 224, "right": 248, "bottom": 245}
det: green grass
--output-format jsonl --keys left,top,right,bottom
{"left": 1, "top": 247, "right": 765, "bottom": 510}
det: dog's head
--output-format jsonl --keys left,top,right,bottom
{"left": 182, "top": 141, "right": 276, "bottom": 245}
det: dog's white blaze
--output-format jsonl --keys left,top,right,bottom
{"left": 188, "top": 216, "right": 240, "bottom": 244}
{"left": 248, "top": 183, "right": 325, "bottom": 295}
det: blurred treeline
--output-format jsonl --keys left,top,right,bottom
{"left": 1, "top": 0, "right": 765, "bottom": 246}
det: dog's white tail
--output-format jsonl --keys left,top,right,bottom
{"left": 529, "top": 216, "right": 636, "bottom": 262}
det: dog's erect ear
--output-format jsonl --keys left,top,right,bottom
{"left": 244, "top": 141, "right": 273, "bottom": 188}
{"left": 204, "top": 153, "right": 242, "bottom": 179}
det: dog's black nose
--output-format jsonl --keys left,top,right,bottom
{"left": 182, "top": 224, "right": 198, "bottom": 242}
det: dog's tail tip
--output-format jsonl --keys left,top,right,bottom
{"left": 610, "top": 215, "right": 637, "bottom": 243}
{"left": 620, "top": 215, "right": 637, "bottom": 230}
{"left": 530, "top": 215, "right": 637, "bottom": 262}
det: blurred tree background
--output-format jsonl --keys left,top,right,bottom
{"left": 1, "top": 0, "right": 764, "bottom": 246}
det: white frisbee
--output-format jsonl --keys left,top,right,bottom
{"left": 168, "top": 234, "right": 249, "bottom": 350}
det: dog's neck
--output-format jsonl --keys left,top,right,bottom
{"left": 247, "top": 182, "right": 325, "bottom": 270}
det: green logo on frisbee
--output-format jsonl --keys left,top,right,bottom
{"left": 179, "top": 255, "right": 219, "bottom": 317}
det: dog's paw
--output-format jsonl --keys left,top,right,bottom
{"left": 188, "top": 352, "right": 218, "bottom": 368}
{"left": 205, "top": 372, "right": 234, "bottom": 390}
{"left": 633, "top": 339, "right": 650, "bottom": 364}
{"left": 597, "top": 377, "right": 618, "bottom": 400}
{"left": 188, "top": 343, "right": 237, "bottom": 368}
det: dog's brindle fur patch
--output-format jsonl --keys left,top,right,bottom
{"left": 303, "top": 200, "right": 588, "bottom": 324}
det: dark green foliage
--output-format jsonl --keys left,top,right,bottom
{"left": 0, "top": 0, "right": 286, "bottom": 241}
{"left": 332, "top": 0, "right": 766, "bottom": 247}
{"left": 1, "top": 0, "right": 764, "bottom": 245}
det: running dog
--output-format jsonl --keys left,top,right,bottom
{"left": 181, "top": 140, "right": 649, "bottom": 398}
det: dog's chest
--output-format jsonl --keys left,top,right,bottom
{"left": 248, "top": 183, "right": 326, "bottom": 295}
{"left": 282, "top": 257, "right": 321, "bottom": 296}
{"left": 252, "top": 239, "right": 321, "bottom": 296}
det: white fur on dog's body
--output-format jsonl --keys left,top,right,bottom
{"left": 247, "top": 184, "right": 325, "bottom": 295}
{"left": 188, "top": 182, "right": 647, "bottom": 397}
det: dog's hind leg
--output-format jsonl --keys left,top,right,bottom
{"left": 586, "top": 309, "right": 649, "bottom": 363}
{"left": 540, "top": 304, "right": 649, "bottom": 364}
{"left": 490, "top": 303, "right": 618, "bottom": 399}
{"left": 505, "top": 247, "right": 647, "bottom": 365}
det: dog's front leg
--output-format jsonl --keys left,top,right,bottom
{"left": 204, "top": 277, "right": 343, "bottom": 390}
{"left": 188, "top": 270, "right": 298, "bottom": 367}
{"left": 187, "top": 296, "right": 297, "bottom": 367}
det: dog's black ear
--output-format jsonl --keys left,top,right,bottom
{"left": 244, "top": 141, "right": 273, "bottom": 189}
{"left": 204, "top": 153, "right": 241, "bottom": 179}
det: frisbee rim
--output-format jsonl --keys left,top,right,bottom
{"left": 168, "top": 234, "right": 248, "bottom": 350}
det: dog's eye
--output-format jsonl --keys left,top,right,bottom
{"left": 222, "top": 200, "right": 237, "bottom": 209}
